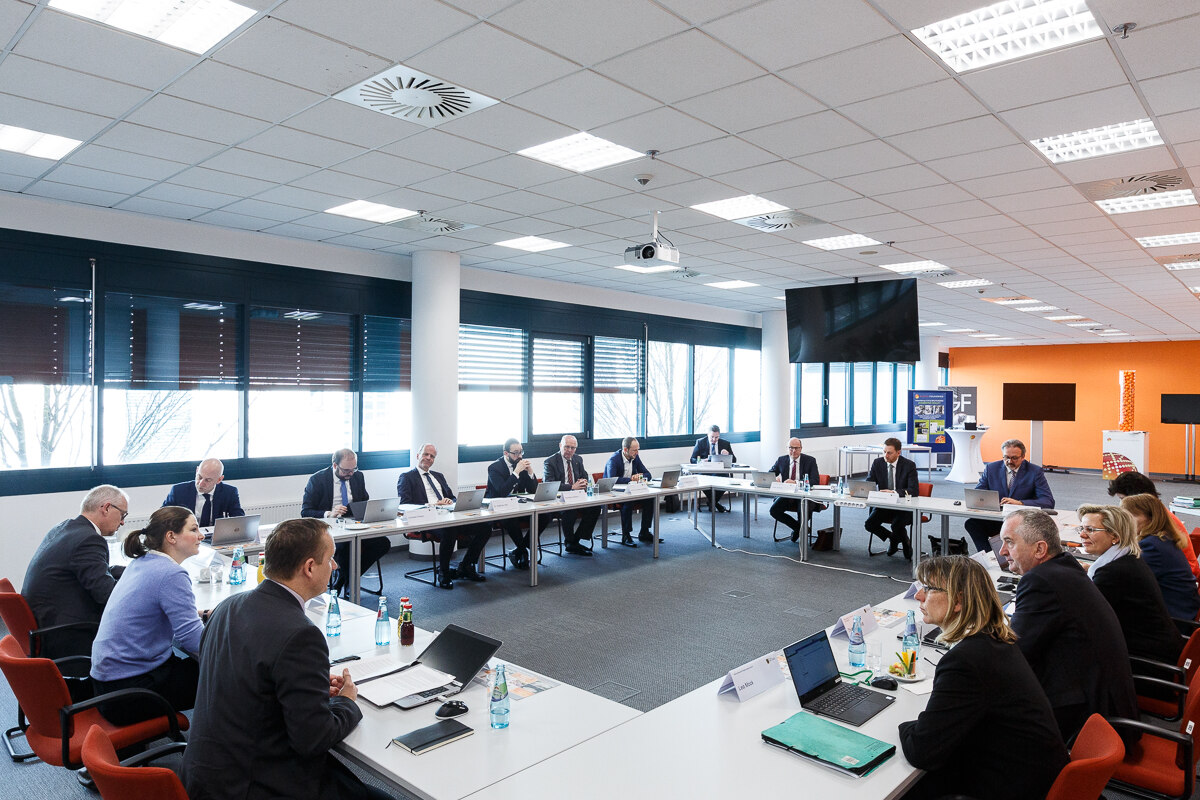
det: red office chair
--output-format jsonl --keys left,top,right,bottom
{"left": 1190, "top": 527, "right": 1200, "bottom": 558}
{"left": 1044, "top": 714, "right": 1125, "bottom": 800}
{"left": 865, "top": 482, "right": 933, "bottom": 556}
{"left": 82, "top": 726, "right": 188, "bottom": 800}
{"left": 1108, "top": 664, "right": 1200, "bottom": 800}
{"left": 1132, "top": 625, "right": 1200, "bottom": 721}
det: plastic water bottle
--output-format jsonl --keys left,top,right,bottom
{"left": 490, "top": 664, "right": 510, "bottom": 729}
{"left": 848, "top": 615, "right": 867, "bottom": 668}
{"left": 586, "top": 474, "right": 595, "bottom": 497}
{"left": 837, "top": 475, "right": 845, "bottom": 495}
{"left": 902, "top": 610, "right": 921, "bottom": 672}
{"left": 228, "top": 546, "right": 246, "bottom": 585}
{"left": 374, "top": 597, "right": 390, "bottom": 646}
{"left": 326, "top": 593, "right": 341, "bottom": 638}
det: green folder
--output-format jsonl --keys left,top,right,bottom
{"left": 762, "top": 711, "right": 896, "bottom": 777}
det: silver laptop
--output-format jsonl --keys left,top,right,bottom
{"left": 449, "top": 488, "right": 484, "bottom": 512}
{"left": 657, "top": 469, "right": 680, "bottom": 489}
{"left": 349, "top": 497, "right": 400, "bottom": 523}
{"left": 211, "top": 514, "right": 260, "bottom": 548}
{"left": 595, "top": 477, "right": 619, "bottom": 493}
{"left": 965, "top": 488, "right": 1002, "bottom": 512}
{"left": 532, "top": 480, "right": 561, "bottom": 502}
{"left": 707, "top": 453, "right": 734, "bottom": 467}
{"left": 847, "top": 480, "right": 875, "bottom": 498}
{"left": 752, "top": 471, "right": 775, "bottom": 488}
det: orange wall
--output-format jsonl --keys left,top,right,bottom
{"left": 949, "top": 341, "right": 1200, "bottom": 474}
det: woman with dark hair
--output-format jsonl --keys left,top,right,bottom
{"left": 1121, "top": 493, "right": 1200, "bottom": 620}
{"left": 1108, "top": 470, "right": 1200, "bottom": 579}
{"left": 899, "top": 556, "right": 1067, "bottom": 800}
{"left": 90, "top": 505, "right": 207, "bottom": 723}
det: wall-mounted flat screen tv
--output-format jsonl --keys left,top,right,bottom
{"left": 785, "top": 278, "right": 920, "bottom": 364}
{"left": 1161, "top": 394, "right": 1200, "bottom": 425}
{"left": 1002, "top": 383, "right": 1076, "bottom": 422}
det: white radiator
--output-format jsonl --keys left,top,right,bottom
{"left": 126, "top": 500, "right": 302, "bottom": 530}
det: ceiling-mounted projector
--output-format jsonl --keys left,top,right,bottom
{"left": 624, "top": 242, "right": 679, "bottom": 267}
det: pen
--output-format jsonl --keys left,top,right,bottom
{"left": 330, "top": 655, "right": 361, "bottom": 665}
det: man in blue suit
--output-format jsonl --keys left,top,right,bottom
{"left": 604, "top": 436, "right": 656, "bottom": 547}
{"left": 486, "top": 438, "right": 539, "bottom": 569}
{"left": 768, "top": 438, "right": 821, "bottom": 542}
{"left": 965, "top": 438, "right": 1055, "bottom": 553}
{"left": 164, "top": 459, "right": 244, "bottom": 531}
{"left": 865, "top": 438, "right": 919, "bottom": 559}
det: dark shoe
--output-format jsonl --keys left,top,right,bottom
{"left": 790, "top": 528, "right": 800, "bottom": 543}
{"left": 565, "top": 543, "right": 592, "bottom": 556}
{"left": 716, "top": 502, "right": 729, "bottom": 513}
{"left": 457, "top": 564, "right": 486, "bottom": 582}
{"left": 508, "top": 549, "right": 529, "bottom": 569}
{"left": 436, "top": 577, "right": 454, "bottom": 589}
{"left": 886, "top": 535, "right": 900, "bottom": 556}
{"left": 898, "top": 533, "right": 913, "bottom": 560}
{"left": 620, "top": 535, "right": 638, "bottom": 548}
{"left": 638, "top": 532, "right": 661, "bottom": 544}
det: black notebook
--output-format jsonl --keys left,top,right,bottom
{"left": 389, "top": 719, "right": 474, "bottom": 755}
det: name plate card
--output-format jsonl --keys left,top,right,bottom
{"left": 866, "top": 490, "right": 900, "bottom": 503}
{"left": 770, "top": 481, "right": 792, "bottom": 493}
{"left": 561, "top": 490, "right": 587, "bottom": 502}
{"left": 402, "top": 507, "right": 438, "bottom": 525}
{"left": 488, "top": 497, "right": 521, "bottom": 513}
{"left": 717, "top": 654, "right": 785, "bottom": 702}
{"left": 625, "top": 482, "right": 651, "bottom": 496}
{"left": 829, "top": 604, "right": 879, "bottom": 638}
{"left": 677, "top": 475, "right": 699, "bottom": 489}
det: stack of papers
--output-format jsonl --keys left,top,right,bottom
{"left": 1172, "top": 497, "right": 1200, "bottom": 508}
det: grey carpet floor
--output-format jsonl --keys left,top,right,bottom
{"left": 1, "top": 466, "right": 1190, "bottom": 798}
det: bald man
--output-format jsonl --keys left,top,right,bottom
{"left": 164, "top": 458, "right": 245, "bottom": 530}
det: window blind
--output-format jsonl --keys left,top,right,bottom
{"left": 0, "top": 284, "right": 91, "bottom": 385}
{"left": 592, "top": 336, "right": 641, "bottom": 394}
{"left": 533, "top": 337, "right": 584, "bottom": 394}
{"left": 103, "top": 293, "right": 238, "bottom": 389}
{"left": 248, "top": 307, "right": 353, "bottom": 390}
{"left": 458, "top": 324, "right": 526, "bottom": 389}
{"left": 362, "top": 315, "right": 411, "bottom": 391}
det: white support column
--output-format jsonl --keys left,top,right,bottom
{"left": 410, "top": 251, "right": 460, "bottom": 488}
{"left": 916, "top": 335, "right": 941, "bottom": 390}
{"left": 760, "top": 310, "right": 790, "bottom": 465}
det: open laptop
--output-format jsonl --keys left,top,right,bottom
{"left": 847, "top": 480, "right": 875, "bottom": 499}
{"left": 965, "top": 488, "right": 1002, "bottom": 512}
{"left": 656, "top": 469, "right": 680, "bottom": 489}
{"left": 210, "top": 514, "right": 261, "bottom": 548}
{"left": 707, "top": 453, "right": 734, "bottom": 467}
{"left": 783, "top": 631, "right": 894, "bottom": 727}
{"left": 392, "top": 624, "right": 503, "bottom": 709}
{"left": 531, "top": 480, "right": 561, "bottom": 502}
{"left": 448, "top": 488, "right": 484, "bottom": 512}
{"left": 595, "top": 477, "right": 618, "bottom": 494}
{"left": 752, "top": 471, "right": 775, "bottom": 488}
{"left": 349, "top": 497, "right": 400, "bottom": 523}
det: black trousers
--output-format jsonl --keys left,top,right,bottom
{"left": 536, "top": 506, "right": 602, "bottom": 546}
{"left": 499, "top": 519, "right": 530, "bottom": 550}
{"left": 333, "top": 536, "right": 392, "bottom": 593}
{"left": 769, "top": 497, "right": 822, "bottom": 533}
{"left": 865, "top": 508, "right": 913, "bottom": 541}
{"left": 964, "top": 517, "right": 1002, "bottom": 552}
{"left": 619, "top": 498, "right": 655, "bottom": 535}
{"left": 94, "top": 652, "right": 198, "bottom": 725}
{"left": 328, "top": 756, "right": 397, "bottom": 800}
{"left": 437, "top": 523, "right": 490, "bottom": 575}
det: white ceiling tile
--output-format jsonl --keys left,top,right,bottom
{"left": 536, "top": 205, "right": 621, "bottom": 228}
{"left": 988, "top": 186, "right": 1090, "bottom": 214}
{"left": 281, "top": 100, "right": 415, "bottom": 150}
{"left": 588, "top": 158, "right": 694, "bottom": 192}
{"left": 839, "top": 80, "right": 989, "bottom": 137}
{"left": 713, "top": 161, "right": 822, "bottom": 194}
{"left": 795, "top": 140, "right": 912, "bottom": 179}
{"left": 25, "top": 180, "right": 125, "bottom": 207}
{"left": 1007, "top": 204, "right": 1104, "bottom": 225}
{"left": 769, "top": 181, "right": 863, "bottom": 210}
{"left": 666, "top": 136, "right": 776, "bottom": 176}
{"left": 65, "top": 145, "right": 185, "bottom": 181}
{"left": 382, "top": 130, "right": 505, "bottom": 171}
{"left": 805, "top": 197, "right": 894, "bottom": 221}
{"left": 126, "top": 95, "right": 271, "bottom": 145}
{"left": 218, "top": 198, "right": 310, "bottom": 223}
{"left": 926, "top": 144, "right": 1046, "bottom": 182}
{"left": 508, "top": 70, "right": 659, "bottom": 132}
{"left": 779, "top": 35, "right": 945, "bottom": 107}
{"left": 999, "top": 84, "right": 1148, "bottom": 141}
{"left": 0, "top": 91, "right": 111, "bottom": 140}
{"left": 868, "top": 0, "right": 983, "bottom": 32}
{"left": 0, "top": 0, "right": 32, "bottom": 42}
{"left": 886, "top": 115, "right": 1021, "bottom": 162}
{"left": 141, "top": 181, "right": 240, "bottom": 209}
{"left": 114, "top": 196, "right": 207, "bottom": 220}
{"left": 165, "top": 60, "right": 322, "bottom": 124}
{"left": 1176, "top": 141, "right": 1200, "bottom": 170}
{"left": 334, "top": 151, "right": 451, "bottom": 187}
{"left": 741, "top": 111, "right": 875, "bottom": 159}
{"left": 0, "top": 55, "right": 147, "bottom": 119}
{"left": 439, "top": 204, "right": 520, "bottom": 226}
{"left": 874, "top": 183, "right": 975, "bottom": 211}
{"left": 289, "top": 212, "right": 375, "bottom": 234}
{"left": 213, "top": 18, "right": 390, "bottom": 96}
{"left": 1115, "top": 13, "right": 1200, "bottom": 81}
{"left": 1140, "top": 68, "right": 1200, "bottom": 118}
{"left": 960, "top": 40, "right": 1128, "bottom": 112}
{"left": 256, "top": 222, "right": 336, "bottom": 241}
{"left": 437, "top": 103, "right": 573, "bottom": 153}
{"left": 168, "top": 167, "right": 275, "bottom": 197}
{"left": 593, "top": 105, "right": 725, "bottom": 153}
{"left": 643, "top": 177, "right": 746, "bottom": 207}
{"left": 94, "top": 123, "right": 225, "bottom": 164}
{"left": 239, "top": 127, "right": 364, "bottom": 168}
{"left": 674, "top": 75, "right": 824, "bottom": 134}
{"left": 839, "top": 163, "right": 945, "bottom": 195}
{"left": 1052, "top": 146, "right": 1176, "bottom": 184}
{"left": 461, "top": 154, "right": 573, "bottom": 189}
{"left": 191, "top": 209, "right": 278, "bottom": 231}
{"left": 594, "top": 29, "right": 764, "bottom": 104}
{"left": 39, "top": 163, "right": 153, "bottom": 195}
{"left": 1158, "top": 109, "right": 1200, "bottom": 146}
{"left": 491, "top": 0, "right": 688, "bottom": 66}
{"left": 531, "top": 175, "right": 627, "bottom": 204}
{"left": 408, "top": 171, "right": 511, "bottom": 202}
{"left": 0, "top": 150, "right": 50, "bottom": 178}
{"left": 957, "top": 167, "right": 1069, "bottom": 199}
{"left": 478, "top": 190, "right": 568, "bottom": 216}
{"left": 201, "top": 149, "right": 315, "bottom": 184}
{"left": 272, "top": 0, "right": 476, "bottom": 62}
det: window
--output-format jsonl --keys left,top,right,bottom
{"left": 895, "top": 363, "right": 913, "bottom": 421}
{"left": 647, "top": 340, "right": 688, "bottom": 436}
{"left": 692, "top": 345, "right": 730, "bottom": 433}
{"left": 593, "top": 336, "right": 641, "bottom": 439}
{"left": 0, "top": 284, "right": 92, "bottom": 469}
{"left": 828, "top": 363, "right": 849, "bottom": 427}
{"left": 852, "top": 363, "right": 873, "bottom": 426}
{"left": 732, "top": 348, "right": 759, "bottom": 432}
{"left": 247, "top": 307, "right": 354, "bottom": 457}
{"left": 800, "top": 363, "right": 824, "bottom": 424}
{"left": 532, "top": 336, "right": 584, "bottom": 436}
{"left": 875, "top": 362, "right": 895, "bottom": 424}
{"left": 459, "top": 324, "right": 525, "bottom": 444}
{"left": 939, "top": 365, "right": 949, "bottom": 386}
{"left": 361, "top": 315, "right": 411, "bottom": 452}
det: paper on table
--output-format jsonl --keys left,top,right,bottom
{"left": 900, "top": 680, "right": 934, "bottom": 696}
{"left": 332, "top": 652, "right": 411, "bottom": 682}
{"left": 357, "top": 664, "right": 455, "bottom": 707}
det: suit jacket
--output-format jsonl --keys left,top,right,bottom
{"left": 182, "top": 581, "right": 362, "bottom": 800}
{"left": 544, "top": 452, "right": 587, "bottom": 489}
{"left": 604, "top": 450, "right": 652, "bottom": 484}
{"left": 867, "top": 455, "right": 919, "bottom": 497}
{"left": 163, "top": 480, "right": 244, "bottom": 522}
{"left": 899, "top": 634, "right": 1067, "bottom": 800}
{"left": 1091, "top": 552, "right": 1183, "bottom": 664}
{"left": 690, "top": 437, "right": 736, "bottom": 463}
{"left": 486, "top": 456, "right": 537, "bottom": 498}
{"left": 397, "top": 468, "right": 456, "bottom": 504}
{"left": 1138, "top": 534, "right": 1200, "bottom": 620}
{"left": 1011, "top": 552, "right": 1137, "bottom": 724}
{"left": 975, "top": 460, "right": 1054, "bottom": 507}
{"left": 301, "top": 466, "right": 367, "bottom": 518}
{"left": 769, "top": 453, "right": 818, "bottom": 485}
{"left": 22, "top": 516, "right": 117, "bottom": 657}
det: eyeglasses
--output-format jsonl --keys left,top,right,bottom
{"left": 1075, "top": 525, "right": 1107, "bottom": 534}
{"left": 787, "top": 446, "right": 802, "bottom": 451}
{"left": 917, "top": 583, "right": 946, "bottom": 594}
{"left": 508, "top": 450, "right": 523, "bottom": 458}
{"left": 334, "top": 465, "right": 358, "bottom": 477}
{"left": 106, "top": 503, "right": 129, "bottom": 521}
{"left": 1001, "top": 455, "right": 1022, "bottom": 462}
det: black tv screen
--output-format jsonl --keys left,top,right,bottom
{"left": 1161, "top": 394, "right": 1200, "bottom": 425}
{"left": 785, "top": 279, "right": 919, "bottom": 363}
{"left": 1002, "top": 383, "right": 1076, "bottom": 422}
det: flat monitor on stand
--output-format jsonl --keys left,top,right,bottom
{"left": 1161, "top": 394, "right": 1200, "bottom": 483}
{"left": 1002, "top": 383, "right": 1077, "bottom": 473}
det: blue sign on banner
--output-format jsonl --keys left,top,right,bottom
{"left": 907, "top": 390, "right": 953, "bottom": 453}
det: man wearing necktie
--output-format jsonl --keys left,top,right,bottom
{"left": 865, "top": 438, "right": 919, "bottom": 559}
{"left": 163, "top": 458, "right": 245, "bottom": 537}
{"left": 768, "top": 438, "right": 821, "bottom": 542}
{"left": 964, "top": 438, "right": 1055, "bottom": 553}
{"left": 301, "top": 449, "right": 392, "bottom": 596}
{"left": 542, "top": 435, "right": 601, "bottom": 559}
{"left": 486, "top": 438, "right": 540, "bottom": 569}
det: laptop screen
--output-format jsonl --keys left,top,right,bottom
{"left": 783, "top": 631, "right": 840, "bottom": 702}
{"left": 416, "top": 624, "right": 502, "bottom": 685}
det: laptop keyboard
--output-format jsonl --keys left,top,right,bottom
{"left": 807, "top": 682, "right": 873, "bottom": 715}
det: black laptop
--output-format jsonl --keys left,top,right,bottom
{"left": 783, "top": 631, "right": 894, "bottom": 727}
{"left": 394, "top": 624, "right": 502, "bottom": 709}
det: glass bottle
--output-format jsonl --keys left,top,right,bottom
{"left": 229, "top": 546, "right": 246, "bottom": 585}
{"left": 848, "top": 615, "right": 867, "bottom": 668}
{"left": 256, "top": 553, "right": 266, "bottom": 584}
{"left": 490, "top": 664, "right": 510, "bottom": 729}
{"left": 901, "top": 609, "right": 921, "bottom": 675}
{"left": 374, "top": 597, "right": 390, "bottom": 646}
{"left": 326, "top": 593, "right": 341, "bottom": 638}
{"left": 400, "top": 602, "right": 414, "bottom": 646}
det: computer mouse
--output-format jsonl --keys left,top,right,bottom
{"left": 1044, "top": 509, "right": 1058, "bottom": 515}
{"left": 870, "top": 676, "right": 898, "bottom": 691}
{"left": 953, "top": 500, "right": 962, "bottom": 506}
{"left": 435, "top": 700, "right": 468, "bottom": 718}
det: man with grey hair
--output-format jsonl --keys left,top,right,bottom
{"left": 999, "top": 508, "right": 1137, "bottom": 745}
{"left": 964, "top": 438, "right": 1054, "bottom": 552}
{"left": 22, "top": 484, "right": 130, "bottom": 658}
{"left": 163, "top": 457, "right": 244, "bottom": 530}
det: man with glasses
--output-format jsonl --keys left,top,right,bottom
{"left": 691, "top": 424, "right": 736, "bottom": 512}
{"left": 486, "top": 438, "right": 539, "bottom": 569}
{"left": 301, "top": 448, "right": 391, "bottom": 596}
{"left": 964, "top": 438, "right": 1055, "bottom": 553}
{"left": 768, "top": 438, "right": 820, "bottom": 542}
{"left": 604, "top": 437, "right": 657, "bottom": 547}
{"left": 163, "top": 458, "right": 245, "bottom": 534}
{"left": 543, "top": 435, "right": 601, "bottom": 558}
{"left": 22, "top": 484, "right": 130, "bottom": 658}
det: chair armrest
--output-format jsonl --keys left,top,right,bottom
{"left": 29, "top": 622, "right": 99, "bottom": 658}
{"left": 50, "top": 654, "right": 92, "bottom": 680}
{"left": 120, "top": 740, "right": 186, "bottom": 768}
{"left": 1109, "top": 716, "right": 1193, "bottom": 773}
{"left": 1174, "top": 617, "right": 1200, "bottom": 637}
{"left": 1133, "top": 674, "right": 1189, "bottom": 694}
{"left": 60, "top": 688, "right": 183, "bottom": 767}
{"left": 1130, "top": 655, "right": 1185, "bottom": 680}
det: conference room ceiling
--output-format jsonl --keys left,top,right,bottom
{"left": 1, "top": 0, "right": 1199, "bottom": 346}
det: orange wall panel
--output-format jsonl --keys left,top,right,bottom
{"left": 948, "top": 342, "right": 1200, "bottom": 474}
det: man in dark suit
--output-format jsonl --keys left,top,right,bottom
{"left": 865, "top": 437, "right": 919, "bottom": 559}
{"left": 604, "top": 436, "right": 656, "bottom": 547}
{"left": 999, "top": 508, "right": 1138, "bottom": 745}
{"left": 486, "top": 438, "right": 538, "bottom": 568}
{"left": 301, "top": 448, "right": 391, "bottom": 596}
{"left": 182, "top": 518, "right": 390, "bottom": 800}
{"left": 543, "top": 434, "right": 600, "bottom": 557}
{"left": 397, "top": 443, "right": 490, "bottom": 589}
{"left": 690, "top": 424, "right": 735, "bottom": 512}
{"left": 768, "top": 438, "right": 820, "bottom": 543}
{"left": 163, "top": 458, "right": 244, "bottom": 531}
{"left": 965, "top": 438, "right": 1055, "bottom": 552}
{"left": 22, "top": 484, "right": 129, "bottom": 658}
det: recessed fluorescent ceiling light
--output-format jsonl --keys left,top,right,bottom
{"left": 1098, "top": 331, "right": 1130, "bottom": 336}
{"left": 990, "top": 298, "right": 1039, "bottom": 305}
{"left": 614, "top": 263, "right": 679, "bottom": 274}
{"left": 1096, "top": 189, "right": 1197, "bottom": 215}
{"left": 691, "top": 195, "right": 788, "bottom": 221}
{"left": 938, "top": 279, "right": 993, "bottom": 288}
{"left": 1190, "top": 286, "right": 1200, "bottom": 292}
{"left": 518, "top": 132, "right": 642, "bottom": 173}
{"left": 0, "top": 124, "right": 82, "bottom": 160}
{"left": 912, "top": 0, "right": 1102, "bottom": 73}
{"left": 1045, "top": 314, "right": 1084, "bottom": 320}
{"left": 1017, "top": 305, "right": 1057, "bottom": 312}
{"left": 944, "top": 328, "right": 976, "bottom": 333}
{"left": 1165, "top": 260, "right": 1200, "bottom": 271}
{"left": 880, "top": 260, "right": 946, "bottom": 273}
{"left": 496, "top": 236, "right": 569, "bottom": 252}
{"left": 49, "top": 0, "right": 255, "bottom": 54}
{"left": 1137, "top": 232, "right": 1200, "bottom": 248}
{"left": 705, "top": 280, "right": 759, "bottom": 289}
{"left": 802, "top": 234, "right": 881, "bottom": 251}
{"left": 918, "top": 322, "right": 946, "bottom": 327}
{"left": 325, "top": 200, "right": 416, "bottom": 223}
{"left": 1066, "top": 322, "right": 1097, "bottom": 327}
{"left": 1031, "top": 118, "right": 1162, "bottom": 164}
{"left": 970, "top": 333, "right": 999, "bottom": 338}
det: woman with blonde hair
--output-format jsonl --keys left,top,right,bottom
{"left": 899, "top": 556, "right": 1066, "bottom": 800}
{"left": 1077, "top": 503, "right": 1182, "bottom": 664}
{"left": 1121, "top": 493, "right": 1200, "bottom": 620}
